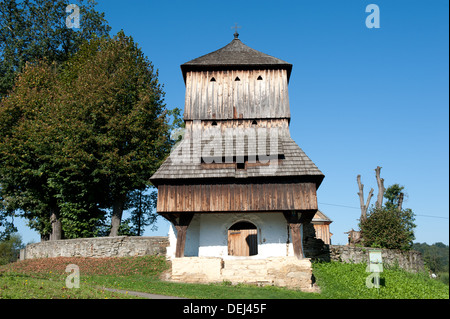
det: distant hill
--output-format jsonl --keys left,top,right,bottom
{"left": 413, "top": 242, "right": 449, "bottom": 273}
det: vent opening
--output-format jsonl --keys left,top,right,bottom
{"left": 257, "top": 75, "right": 263, "bottom": 80}
{"left": 236, "top": 162, "right": 246, "bottom": 170}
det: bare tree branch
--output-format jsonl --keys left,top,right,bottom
{"left": 375, "top": 166, "right": 385, "bottom": 208}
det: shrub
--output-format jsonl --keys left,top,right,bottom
{"left": 360, "top": 206, "right": 415, "bottom": 250}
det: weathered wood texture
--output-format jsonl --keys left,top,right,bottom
{"left": 165, "top": 213, "right": 194, "bottom": 258}
{"left": 313, "top": 224, "right": 331, "bottom": 245}
{"left": 157, "top": 183, "right": 318, "bottom": 213}
{"left": 289, "top": 223, "right": 303, "bottom": 259}
{"left": 228, "top": 229, "right": 258, "bottom": 256}
{"left": 184, "top": 69, "right": 290, "bottom": 120}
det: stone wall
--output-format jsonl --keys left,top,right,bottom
{"left": 20, "top": 236, "right": 169, "bottom": 260}
{"left": 329, "top": 245, "right": 425, "bottom": 273}
{"left": 170, "top": 256, "right": 319, "bottom": 292}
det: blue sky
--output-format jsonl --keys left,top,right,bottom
{"left": 15, "top": 0, "right": 449, "bottom": 245}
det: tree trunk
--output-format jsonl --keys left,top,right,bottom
{"left": 375, "top": 166, "right": 385, "bottom": 208}
{"left": 398, "top": 192, "right": 404, "bottom": 211}
{"left": 357, "top": 175, "right": 373, "bottom": 222}
{"left": 109, "top": 195, "right": 126, "bottom": 237}
{"left": 50, "top": 209, "right": 62, "bottom": 241}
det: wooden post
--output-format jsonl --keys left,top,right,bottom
{"left": 283, "top": 211, "right": 304, "bottom": 259}
{"left": 289, "top": 223, "right": 303, "bottom": 259}
{"left": 167, "top": 213, "right": 194, "bottom": 258}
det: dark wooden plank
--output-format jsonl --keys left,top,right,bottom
{"left": 289, "top": 223, "right": 303, "bottom": 259}
{"left": 174, "top": 213, "right": 194, "bottom": 258}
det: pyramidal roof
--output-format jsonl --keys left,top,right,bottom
{"left": 180, "top": 35, "right": 293, "bottom": 82}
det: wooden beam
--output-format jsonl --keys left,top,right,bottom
{"left": 289, "top": 223, "right": 303, "bottom": 259}
{"left": 283, "top": 211, "right": 304, "bottom": 259}
{"left": 282, "top": 210, "right": 317, "bottom": 259}
{"left": 174, "top": 213, "right": 194, "bottom": 258}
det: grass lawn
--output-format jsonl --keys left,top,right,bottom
{"left": 312, "top": 261, "right": 449, "bottom": 299}
{"left": 1, "top": 256, "right": 448, "bottom": 299}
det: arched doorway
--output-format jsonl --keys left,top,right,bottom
{"left": 227, "top": 221, "right": 258, "bottom": 256}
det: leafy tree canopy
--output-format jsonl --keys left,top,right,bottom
{"left": 0, "top": 32, "right": 180, "bottom": 239}
{"left": 0, "top": 0, "right": 111, "bottom": 100}
{"left": 360, "top": 184, "right": 416, "bottom": 251}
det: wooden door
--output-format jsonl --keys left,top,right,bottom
{"left": 228, "top": 228, "right": 258, "bottom": 256}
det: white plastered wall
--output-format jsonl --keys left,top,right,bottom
{"left": 167, "top": 212, "right": 300, "bottom": 259}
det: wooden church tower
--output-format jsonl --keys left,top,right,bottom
{"left": 150, "top": 31, "right": 324, "bottom": 260}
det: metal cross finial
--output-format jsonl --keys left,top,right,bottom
{"left": 231, "top": 23, "right": 241, "bottom": 39}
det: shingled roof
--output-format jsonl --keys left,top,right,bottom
{"left": 150, "top": 132, "right": 324, "bottom": 186}
{"left": 180, "top": 37, "right": 293, "bottom": 82}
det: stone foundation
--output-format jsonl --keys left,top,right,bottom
{"left": 170, "top": 256, "right": 318, "bottom": 292}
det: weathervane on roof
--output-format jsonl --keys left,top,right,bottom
{"left": 231, "top": 23, "right": 241, "bottom": 39}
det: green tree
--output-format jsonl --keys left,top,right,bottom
{"left": 0, "top": 199, "right": 17, "bottom": 241}
{"left": 119, "top": 188, "right": 158, "bottom": 236}
{"left": 0, "top": 61, "right": 62, "bottom": 240}
{"left": 413, "top": 242, "right": 449, "bottom": 273}
{"left": 360, "top": 184, "right": 416, "bottom": 250}
{"left": 0, "top": 0, "right": 110, "bottom": 238}
{"left": 0, "top": 233, "right": 23, "bottom": 264}
{"left": 0, "top": 0, "right": 111, "bottom": 100}
{"left": 58, "top": 32, "right": 176, "bottom": 236}
{"left": 0, "top": 32, "right": 179, "bottom": 240}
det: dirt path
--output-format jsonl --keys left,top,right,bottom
{"left": 101, "top": 287, "right": 188, "bottom": 299}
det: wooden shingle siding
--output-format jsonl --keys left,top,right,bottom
{"left": 184, "top": 70, "right": 290, "bottom": 120}
{"left": 156, "top": 183, "right": 318, "bottom": 213}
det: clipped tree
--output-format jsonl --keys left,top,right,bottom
{"left": 360, "top": 184, "right": 416, "bottom": 250}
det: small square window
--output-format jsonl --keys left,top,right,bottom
{"left": 236, "top": 162, "right": 246, "bottom": 170}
